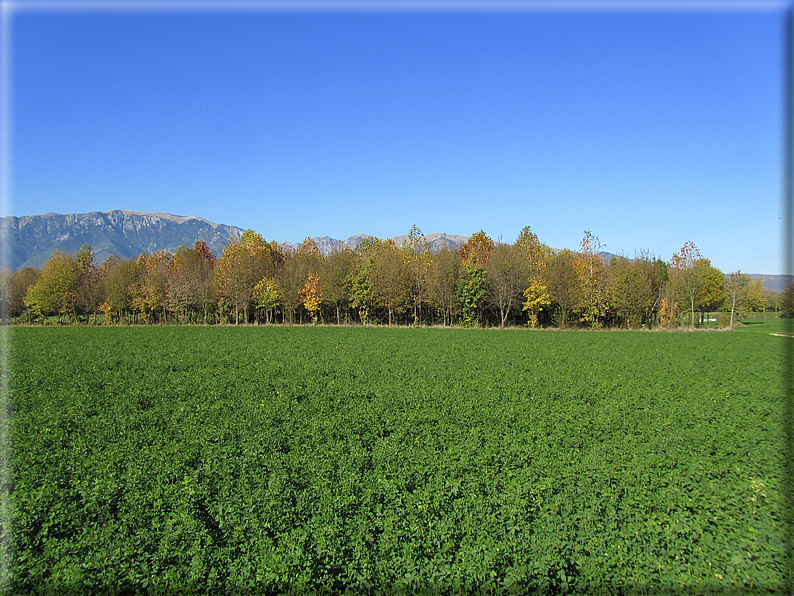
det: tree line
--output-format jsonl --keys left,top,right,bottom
{"left": 5, "top": 225, "right": 782, "bottom": 329}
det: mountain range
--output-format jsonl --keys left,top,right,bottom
{"left": 2, "top": 210, "right": 788, "bottom": 292}
{"left": 0, "top": 210, "right": 471, "bottom": 271}
{"left": 1, "top": 210, "right": 245, "bottom": 271}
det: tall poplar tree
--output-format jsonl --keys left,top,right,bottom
{"left": 725, "top": 271, "right": 750, "bottom": 330}
{"left": 575, "top": 231, "right": 609, "bottom": 329}
{"left": 320, "top": 248, "right": 354, "bottom": 325}
{"left": 457, "top": 231, "right": 494, "bottom": 326}
{"left": 515, "top": 226, "right": 551, "bottom": 327}
{"left": 401, "top": 225, "right": 431, "bottom": 325}
{"left": 487, "top": 244, "right": 526, "bottom": 327}
{"left": 428, "top": 247, "right": 461, "bottom": 326}
{"left": 670, "top": 241, "right": 704, "bottom": 328}
{"left": 372, "top": 239, "right": 410, "bottom": 326}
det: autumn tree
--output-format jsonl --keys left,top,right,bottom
{"left": 725, "top": 271, "right": 750, "bottom": 330}
{"left": 74, "top": 244, "right": 103, "bottom": 320}
{"left": 459, "top": 231, "right": 495, "bottom": 268}
{"left": 457, "top": 231, "right": 494, "bottom": 327}
{"left": 546, "top": 249, "right": 583, "bottom": 328}
{"left": 487, "top": 244, "right": 527, "bottom": 327}
{"left": 428, "top": 247, "right": 461, "bottom": 326}
{"left": 288, "top": 237, "right": 324, "bottom": 324}
{"left": 133, "top": 251, "right": 172, "bottom": 323}
{"left": 0, "top": 268, "right": 10, "bottom": 323}
{"left": 253, "top": 277, "right": 280, "bottom": 324}
{"left": 277, "top": 252, "right": 303, "bottom": 324}
{"left": 609, "top": 253, "right": 667, "bottom": 328}
{"left": 183, "top": 240, "right": 217, "bottom": 323}
{"left": 193, "top": 240, "right": 219, "bottom": 317}
{"left": 167, "top": 243, "right": 217, "bottom": 323}
{"left": 515, "top": 226, "right": 551, "bottom": 328}
{"left": 669, "top": 241, "right": 703, "bottom": 328}
{"left": 320, "top": 248, "right": 354, "bottom": 324}
{"left": 744, "top": 279, "right": 767, "bottom": 313}
{"left": 348, "top": 237, "right": 382, "bottom": 324}
{"left": 9, "top": 267, "right": 40, "bottom": 319}
{"left": 299, "top": 273, "right": 322, "bottom": 323}
{"left": 372, "top": 239, "right": 410, "bottom": 326}
{"left": 575, "top": 231, "right": 609, "bottom": 329}
{"left": 23, "top": 250, "right": 80, "bottom": 322}
{"left": 216, "top": 230, "right": 275, "bottom": 324}
{"left": 102, "top": 256, "right": 143, "bottom": 323}
{"left": 781, "top": 281, "right": 794, "bottom": 318}
{"left": 522, "top": 279, "right": 551, "bottom": 328}
{"left": 694, "top": 259, "right": 726, "bottom": 324}
{"left": 401, "top": 225, "right": 431, "bottom": 325}
{"left": 297, "top": 237, "right": 323, "bottom": 273}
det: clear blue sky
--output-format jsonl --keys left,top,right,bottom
{"left": 5, "top": 1, "right": 786, "bottom": 274}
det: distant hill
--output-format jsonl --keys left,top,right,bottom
{"left": 746, "top": 274, "right": 793, "bottom": 294}
{"left": 301, "top": 233, "right": 375, "bottom": 256}
{"left": 1, "top": 210, "right": 245, "bottom": 270}
{"left": 288, "top": 233, "right": 469, "bottom": 256}
{"left": 392, "top": 232, "right": 469, "bottom": 253}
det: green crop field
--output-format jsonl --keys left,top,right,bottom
{"left": 6, "top": 324, "right": 789, "bottom": 594}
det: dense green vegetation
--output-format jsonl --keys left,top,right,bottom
{"left": 7, "top": 325, "right": 787, "bottom": 593}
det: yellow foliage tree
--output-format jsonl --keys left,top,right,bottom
{"left": 522, "top": 279, "right": 551, "bottom": 328}
{"left": 299, "top": 273, "right": 322, "bottom": 323}
{"left": 515, "top": 226, "right": 551, "bottom": 327}
{"left": 658, "top": 297, "right": 676, "bottom": 329}
{"left": 253, "top": 277, "right": 281, "bottom": 324}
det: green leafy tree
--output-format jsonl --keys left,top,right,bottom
{"left": 457, "top": 265, "right": 488, "bottom": 327}
{"left": 457, "top": 231, "right": 494, "bottom": 326}
{"left": 694, "top": 259, "right": 726, "bottom": 325}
